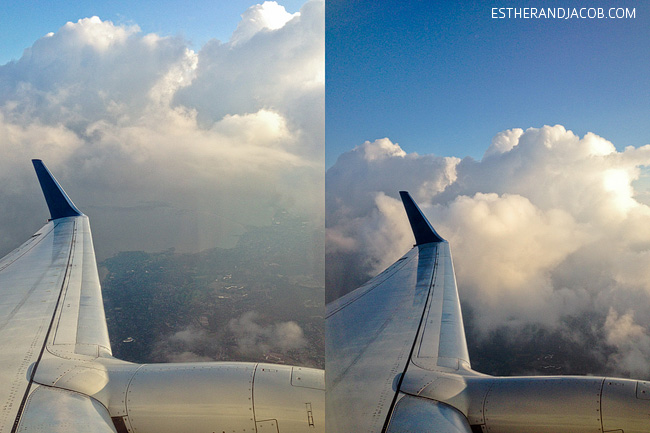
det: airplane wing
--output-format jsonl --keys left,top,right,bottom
{"left": 326, "top": 191, "right": 474, "bottom": 433}
{"left": 1, "top": 160, "right": 325, "bottom": 433}
{"left": 327, "top": 191, "right": 650, "bottom": 432}
{"left": 0, "top": 160, "right": 115, "bottom": 432}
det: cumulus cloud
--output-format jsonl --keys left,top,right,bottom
{"left": 150, "top": 312, "right": 308, "bottom": 363}
{"left": 228, "top": 311, "right": 307, "bottom": 355}
{"left": 231, "top": 1, "right": 299, "bottom": 46}
{"left": 154, "top": 327, "right": 216, "bottom": 363}
{"left": 605, "top": 308, "right": 650, "bottom": 378}
{"left": 0, "top": 0, "right": 324, "bottom": 260}
{"left": 326, "top": 125, "right": 650, "bottom": 378}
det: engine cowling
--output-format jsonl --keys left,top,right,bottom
{"left": 119, "top": 362, "right": 324, "bottom": 433}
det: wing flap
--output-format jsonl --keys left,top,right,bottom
{"left": 412, "top": 242, "right": 470, "bottom": 371}
{"left": 47, "top": 215, "right": 111, "bottom": 360}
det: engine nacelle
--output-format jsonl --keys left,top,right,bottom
{"left": 116, "top": 362, "right": 324, "bottom": 433}
{"left": 464, "top": 376, "right": 650, "bottom": 433}
{"left": 601, "top": 378, "right": 650, "bottom": 433}
{"left": 34, "top": 359, "right": 324, "bottom": 433}
{"left": 407, "top": 373, "right": 650, "bottom": 433}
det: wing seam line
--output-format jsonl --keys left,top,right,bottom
{"left": 10, "top": 219, "right": 78, "bottom": 433}
{"left": 251, "top": 363, "right": 258, "bottom": 427}
{"left": 380, "top": 244, "right": 440, "bottom": 433}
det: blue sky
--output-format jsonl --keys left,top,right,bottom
{"left": 326, "top": 1, "right": 650, "bottom": 167}
{"left": 0, "top": 0, "right": 305, "bottom": 65}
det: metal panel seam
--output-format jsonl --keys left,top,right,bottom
{"left": 251, "top": 363, "right": 259, "bottom": 431}
{"left": 10, "top": 219, "right": 77, "bottom": 433}
{"left": 415, "top": 248, "right": 442, "bottom": 361}
{"left": 599, "top": 377, "right": 605, "bottom": 433}
{"left": 51, "top": 225, "right": 82, "bottom": 349}
{"left": 481, "top": 380, "right": 494, "bottom": 427}
{"left": 123, "top": 363, "right": 147, "bottom": 432}
{"left": 380, "top": 244, "right": 439, "bottom": 433}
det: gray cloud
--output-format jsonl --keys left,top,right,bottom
{"left": 150, "top": 311, "right": 308, "bottom": 363}
{"left": 327, "top": 125, "right": 650, "bottom": 378}
{"left": 153, "top": 327, "right": 217, "bottom": 363}
{"left": 0, "top": 1, "right": 324, "bottom": 261}
{"left": 228, "top": 311, "right": 307, "bottom": 356}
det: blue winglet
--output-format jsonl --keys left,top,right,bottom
{"left": 399, "top": 191, "right": 444, "bottom": 245}
{"left": 32, "top": 159, "right": 83, "bottom": 220}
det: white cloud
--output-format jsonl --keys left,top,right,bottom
{"left": 327, "top": 125, "right": 650, "bottom": 376}
{"left": 228, "top": 311, "right": 307, "bottom": 355}
{"left": 605, "top": 308, "right": 650, "bottom": 378}
{"left": 0, "top": 0, "right": 324, "bottom": 260}
{"left": 231, "top": 1, "right": 299, "bottom": 46}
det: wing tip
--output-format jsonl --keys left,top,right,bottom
{"left": 32, "top": 159, "right": 84, "bottom": 220}
{"left": 399, "top": 191, "right": 444, "bottom": 245}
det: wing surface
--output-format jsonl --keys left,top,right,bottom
{"left": 0, "top": 161, "right": 112, "bottom": 432}
{"left": 326, "top": 192, "right": 470, "bottom": 432}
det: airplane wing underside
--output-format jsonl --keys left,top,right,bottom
{"left": 326, "top": 192, "right": 472, "bottom": 432}
{"left": 0, "top": 161, "right": 112, "bottom": 432}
